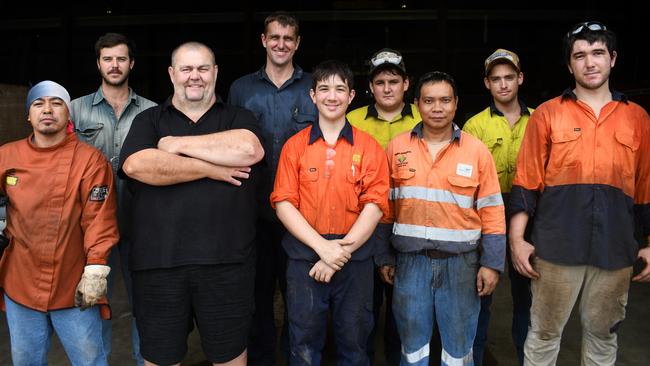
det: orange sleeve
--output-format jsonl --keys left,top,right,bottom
{"left": 476, "top": 147, "right": 506, "bottom": 236}
{"left": 80, "top": 150, "right": 119, "bottom": 265}
{"left": 358, "top": 135, "right": 390, "bottom": 218}
{"left": 512, "top": 105, "right": 551, "bottom": 191}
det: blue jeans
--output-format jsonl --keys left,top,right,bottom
{"left": 393, "top": 251, "right": 479, "bottom": 366}
{"left": 104, "top": 240, "right": 144, "bottom": 365}
{"left": 286, "top": 258, "right": 374, "bottom": 366}
{"left": 4, "top": 294, "right": 107, "bottom": 366}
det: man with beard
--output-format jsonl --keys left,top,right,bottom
{"left": 70, "top": 32, "right": 156, "bottom": 364}
{"left": 463, "top": 48, "right": 533, "bottom": 366}
{"left": 120, "top": 42, "right": 264, "bottom": 366}
{"left": 510, "top": 22, "right": 650, "bottom": 365}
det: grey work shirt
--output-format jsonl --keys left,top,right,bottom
{"left": 71, "top": 86, "right": 156, "bottom": 235}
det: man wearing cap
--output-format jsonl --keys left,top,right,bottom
{"left": 510, "top": 22, "right": 650, "bottom": 365}
{"left": 0, "top": 80, "right": 118, "bottom": 365}
{"left": 463, "top": 48, "right": 533, "bottom": 366}
{"left": 70, "top": 32, "right": 156, "bottom": 365}
{"left": 346, "top": 47, "right": 420, "bottom": 365}
{"left": 228, "top": 11, "right": 317, "bottom": 365}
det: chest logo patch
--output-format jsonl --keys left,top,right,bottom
{"left": 89, "top": 185, "right": 109, "bottom": 202}
{"left": 456, "top": 163, "right": 473, "bottom": 178}
{"left": 5, "top": 175, "right": 18, "bottom": 186}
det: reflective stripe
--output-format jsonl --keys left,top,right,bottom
{"left": 402, "top": 343, "right": 430, "bottom": 364}
{"left": 390, "top": 186, "right": 474, "bottom": 209}
{"left": 394, "top": 223, "right": 481, "bottom": 243}
{"left": 476, "top": 193, "right": 504, "bottom": 210}
{"left": 441, "top": 347, "right": 473, "bottom": 366}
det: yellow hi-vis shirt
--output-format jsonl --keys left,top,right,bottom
{"left": 347, "top": 103, "right": 421, "bottom": 150}
{"left": 463, "top": 102, "right": 533, "bottom": 193}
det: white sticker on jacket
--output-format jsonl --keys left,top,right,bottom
{"left": 456, "top": 163, "right": 473, "bottom": 178}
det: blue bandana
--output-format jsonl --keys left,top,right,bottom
{"left": 25, "top": 80, "right": 71, "bottom": 114}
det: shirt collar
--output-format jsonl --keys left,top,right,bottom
{"left": 256, "top": 64, "right": 305, "bottom": 89}
{"left": 561, "top": 88, "right": 629, "bottom": 104}
{"left": 92, "top": 86, "right": 138, "bottom": 106}
{"left": 411, "top": 122, "right": 462, "bottom": 142}
{"left": 309, "top": 120, "right": 354, "bottom": 145}
{"left": 489, "top": 99, "right": 530, "bottom": 117}
{"left": 365, "top": 102, "right": 414, "bottom": 120}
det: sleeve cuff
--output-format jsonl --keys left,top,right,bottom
{"left": 479, "top": 234, "right": 506, "bottom": 272}
{"left": 509, "top": 185, "right": 538, "bottom": 217}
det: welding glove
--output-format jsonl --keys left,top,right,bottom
{"left": 75, "top": 264, "right": 110, "bottom": 310}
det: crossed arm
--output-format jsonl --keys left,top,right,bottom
{"left": 122, "top": 129, "right": 264, "bottom": 186}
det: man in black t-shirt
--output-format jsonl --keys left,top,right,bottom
{"left": 119, "top": 41, "right": 264, "bottom": 366}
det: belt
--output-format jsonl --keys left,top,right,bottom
{"left": 420, "top": 249, "right": 458, "bottom": 259}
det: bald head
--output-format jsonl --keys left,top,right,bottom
{"left": 171, "top": 42, "right": 215, "bottom": 67}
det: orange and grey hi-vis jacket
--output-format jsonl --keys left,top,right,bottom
{"left": 510, "top": 90, "right": 650, "bottom": 270}
{"left": 387, "top": 123, "right": 506, "bottom": 272}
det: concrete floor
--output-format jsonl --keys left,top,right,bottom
{"left": 1, "top": 269, "right": 649, "bottom": 365}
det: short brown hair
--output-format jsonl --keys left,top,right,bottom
{"left": 264, "top": 11, "right": 299, "bottom": 37}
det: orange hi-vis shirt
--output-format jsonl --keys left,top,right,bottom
{"left": 388, "top": 123, "right": 506, "bottom": 271}
{"left": 0, "top": 133, "right": 118, "bottom": 318}
{"left": 511, "top": 90, "right": 650, "bottom": 269}
{"left": 270, "top": 121, "right": 390, "bottom": 261}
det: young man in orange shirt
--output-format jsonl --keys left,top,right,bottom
{"left": 271, "top": 60, "right": 389, "bottom": 365}
{"left": 510, "top": 21, "right": 650, "bottom": 365}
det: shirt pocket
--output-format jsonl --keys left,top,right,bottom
{"left": 485, "top": 137, "right": 507, "bottom": 174}
{"left": 390, "top": 168, "right": 417, "bottom": 217}
{"left": 447, "top": 175, "right": 479, "bottom": 209}
{"left": 291, "top": 102, "right": 317, "bottom": 130}
{"left": 614, "top": 129, "right": 639, "bottom": 179}
{"left": 346, "top": 165, "right": 363, "bottom": 215}
{"left": 75, "top": 123, "right": 105, "bottom": 148}
{"left": 299, "top": 168, "right": 319, "bottom": 183}
{"left": 549, "top": 129, "right": 582, "bottom": 169}
{"left": 298, "top": 168, "right": 320, "bottom": 224}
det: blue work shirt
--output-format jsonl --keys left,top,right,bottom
{"left": 228, "top": 65, "right": 317, "bottom": 221}
{"left": 71, "top": 86, "right": 156, "bottom": 234}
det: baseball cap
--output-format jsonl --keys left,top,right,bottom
{"left": 369, "top": 48, "right": 406, "bottom": 76}
{"left": 484, "top": 48, "right": 520, "bottom": 75}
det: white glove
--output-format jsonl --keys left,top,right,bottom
{"left": 74, "top": 265, "right": 110, "bottom": 310}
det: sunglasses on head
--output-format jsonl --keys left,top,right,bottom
{"left": 567, "top": 21, "right": 607, "bottom": 38}
{"left": 371, "top": 51, "right": 402, "bottom": 67}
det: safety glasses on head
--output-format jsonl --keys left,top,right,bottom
{"left": 371, "top": 51, "right": 403, "bottom": 67}
{"left": 567, "top": 21, "right": 607, "bottom": 38}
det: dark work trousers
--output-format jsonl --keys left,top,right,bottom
{"left": 248, "top": 219, "right": 288, "bottom": 366}
{"left": 368, "top": 272, "right": 401, "bottom": 366}
{"left": 286, "top": 258, "right": 374, "bottom": 366}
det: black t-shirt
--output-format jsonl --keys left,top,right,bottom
{"left": 119, "top": 97, "right": 262, "bottom": 271}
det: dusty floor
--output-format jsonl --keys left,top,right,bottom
{"left": 1, "top": 266, "right": 649, "bottom": 365}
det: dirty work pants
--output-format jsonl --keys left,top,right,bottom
{"left": 524, "top": 258, "right": 631, "bottom": 366}
{"left": 393, "top": 251, "right": 479, "bottom": 366}
{"left": 286, "top": 258, "right": 374, "bottom": 366}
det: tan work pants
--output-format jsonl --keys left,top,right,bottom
{"left": 524, "top": 258, "right": 631, "bottom": 366}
